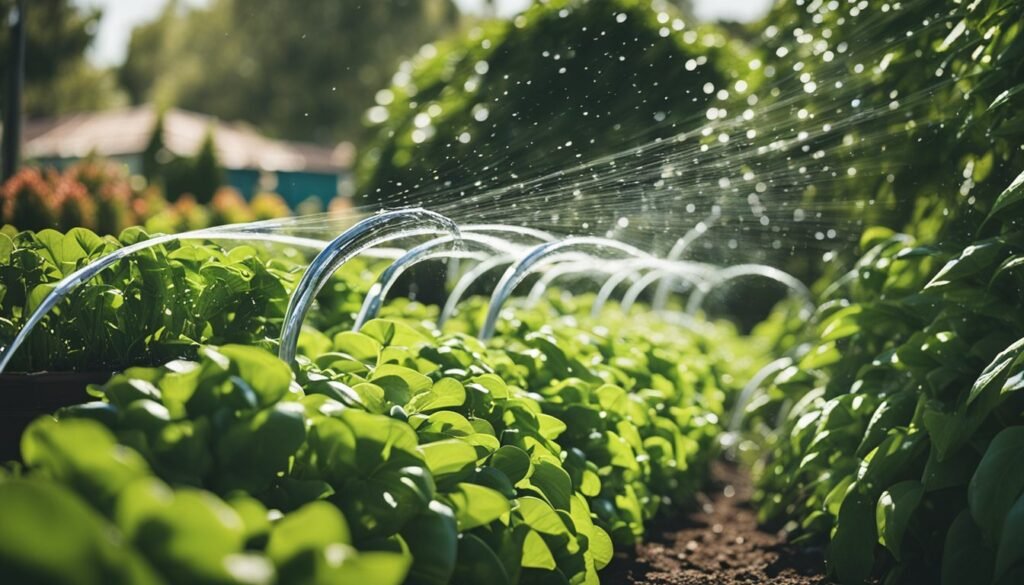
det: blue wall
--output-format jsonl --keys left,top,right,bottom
{"left": 275, "top": 172, "right": 338, "bottom": 207}
{"left": 226, "top": 169, "right": 261, "bottom": 199}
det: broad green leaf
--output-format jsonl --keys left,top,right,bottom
{"left": 447, "top": 483, "right": 511, "bottom": 530}
{"left": 401, "top": 502, "right": 458, "bottom": 585}
{"left": 333, "top": 331, "right": 382, "bottom": 363}
{"left": 20, "top": 418, "right": 150, "bottom": 512}
{"left": 100, "top": 376, "right": 163, "bottom": 408}
{"left": 858, "top": 429, "right": 926, "bottom": 492}
{"left": 968, "top": 427, "right": 1024, "bottom": 541}
{"left": 470, "top": 374, "right": 510, "bottom": 399}
{"left": 595, "top": 384, "right": 628, "bottom": 414}
{"left": 569, "top": 493, "right": 612, "bottom": 569}
{"left": 995, "top": 494, "right": 1024, "bottom": 581}
{"left": 799, "top": 341, "right": 842, "bottom": 369}
{"left": 521, "top": 529, "right": 557, "bottom": 570}
{"left": 968, "top": 336, "right": 1024, "bottom": 405}
{"left": 298, "top": 325, "right": 333, "bottom": 358}
{"left": 876, "top": 481, "right": 924, "bottom": 561}
{"left": 215, "top": 402, "right": 307, "bottom": 493}
{"left": 417, "top": 411, "right": 476, "bottom": 439}
{"left": 0, "top": 232, "right": 14, "bottom": 264}
{"left": 310, "top": 412, "right": 431, "bottom": 538}
{"left": 218, "top": 345, "right": 294, "bottom": 406}
{"left": 26, "top": 283, "right": 57, "bottom": 314}
{"left": 267, "top": 501, "right": 351, "bottom": 565}
{"left": 0, "top": 478, "right": 161, "bottom": 585}
{"left": 351, "top": 382, "right": 388, "bottom": 413}
{"left": 830, "top": 488, "right": 877, "bottom": 585}
{"left": 819, "top": 305, "right": 865, "bottom": 342}
{"left": 305, "top": 379, "right": 369, "bottom": 409}
{"left": 860, "top": 227, "right": 896, "bottom": 252}
{"left": 272, "top": 477, "right": 335, "bottom": 510}
{"left": 407, "top": 378, "right": 466, "bottom": 413}
{"left": 34, "top": 229, "right": 88, "bottom": 276}
{"left": 418, "top": 439, "right": 478, "bottom": 478}
{"left": 451, "top": 533, "right": 512, "bottom": 585}
{"left": 127, "top": 487, "right": 247, "bottom": 583}
{"left": 361, "top": 318, "right": 430, "bottom": 348}
{"left": 528, "top": 460, "right": 573, "bottom": 512}
{"left": 922, "top": 444, "right": 979, "bottom": 491}
{"left": 942, "top": 510, "right": 994, "bottom": 585}
{"left": 926, "top": 238, "right": 1006, "bottom": 288}
{"left": 372, "top": 364, "right": 432, "bottom": 404}
{"left": 606, "top": 430, "right": 639, "bottom": 471}
{"left": 490, "top": 445, "right": 533, "bottom": 485}
{"left": 314, "top": 352, "right": 370, "bottom": 375}
{"left": 984, "top": 168, "right": 1024, "bottom": 226}
{"left": 536, "top": 413, "right": 567, "bottom": 440}
{"left": 227, "top": 496, "right": 271, "bottom": 542}
{"left": 856, "top": 393, "right": 917, "bottom": 457}
{"left": 472, "top": 467, "right": 517, "bottom": 499}
{"left": 516, "top": 496, "right": 567, "bottom": 536}
{"left": 466, "top": 432, "right": 501, "bottom": 458}
{"left": 580, "top": 469, "right": 601, "bottom": 497}
{"left": 330, "top": 550, "right": 410, "bottom": 585}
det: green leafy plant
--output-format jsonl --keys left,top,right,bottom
{"left": 0, "top": 227, "right": 383, "bottom": 373}
{"left": 747, "top": 171, "right": 1024, "bottom": 585}
{"left": 1, "top": 276, "right": 762, "bottom": 584}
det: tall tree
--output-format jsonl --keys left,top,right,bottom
{"left": 190, "top": 130, "right": 223, "bottom": 204}
{"left": 120, "top": 0, "right": 461, "bottom": 145}
{"left": 0, "top": 0, "right": 124, "bottom": 117}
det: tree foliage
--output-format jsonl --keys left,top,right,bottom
{"left": 0, "top": 0, "right": 124, "bottom": 117}
{"left": 118, "top": 0, "right": 460, "bottom": 144}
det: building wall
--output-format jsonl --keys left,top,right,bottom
{"left": 31, "top": 154, "right": 142, "bottom": 175}
{"left": 275, "top": 171, "right": 339, "bottom": 207}
{"left": 226, "top": 169, "right": 261, "bottom": 199}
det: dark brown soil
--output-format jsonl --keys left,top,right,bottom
{"left": 603, "top": 463, "right": 832, "bottom": 585}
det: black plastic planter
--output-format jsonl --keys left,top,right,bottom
{"left": 0, "top": 372, "right": 111, "bottom": 462}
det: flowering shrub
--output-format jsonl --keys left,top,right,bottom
{"left": 0, "top": 168, "right": 59, "bottom": 232}
{"left": 1, "top": 159, "right": 324, "bottom": 234}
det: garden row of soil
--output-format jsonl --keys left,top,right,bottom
{"left": 604, "top": 463, "right": 831, "bottom": 585}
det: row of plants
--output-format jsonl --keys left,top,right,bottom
{"left": 0, "top": 225, "right": 347, "bottom": 372}
{"left": 0, "top": 160, "right": 346, "bottom": 237}
{"left": 723, "top": 0, "right": 1024, "bottom": 582}
{"left": 743, "top": 170, "right": 1024, "bottom": 585}
{"left": 0, "top": 220, "right": 770, "bottom": 584}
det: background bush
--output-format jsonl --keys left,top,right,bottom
{"left": 357, "top": 0, "right": 754, "bottom": 207}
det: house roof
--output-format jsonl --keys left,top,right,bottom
{"left": 22, "top": 104, "right": 352, "bottom": 174}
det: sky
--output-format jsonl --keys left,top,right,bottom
{"left": 75, "top": 0, "right": 773, "bottom": 67}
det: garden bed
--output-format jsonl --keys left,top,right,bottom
{"left": 605, "top": 463, "right": 831, "bottom": 585}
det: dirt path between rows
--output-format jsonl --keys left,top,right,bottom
{"left": 602, "top": 463, "right": 832, "bottom": 585}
